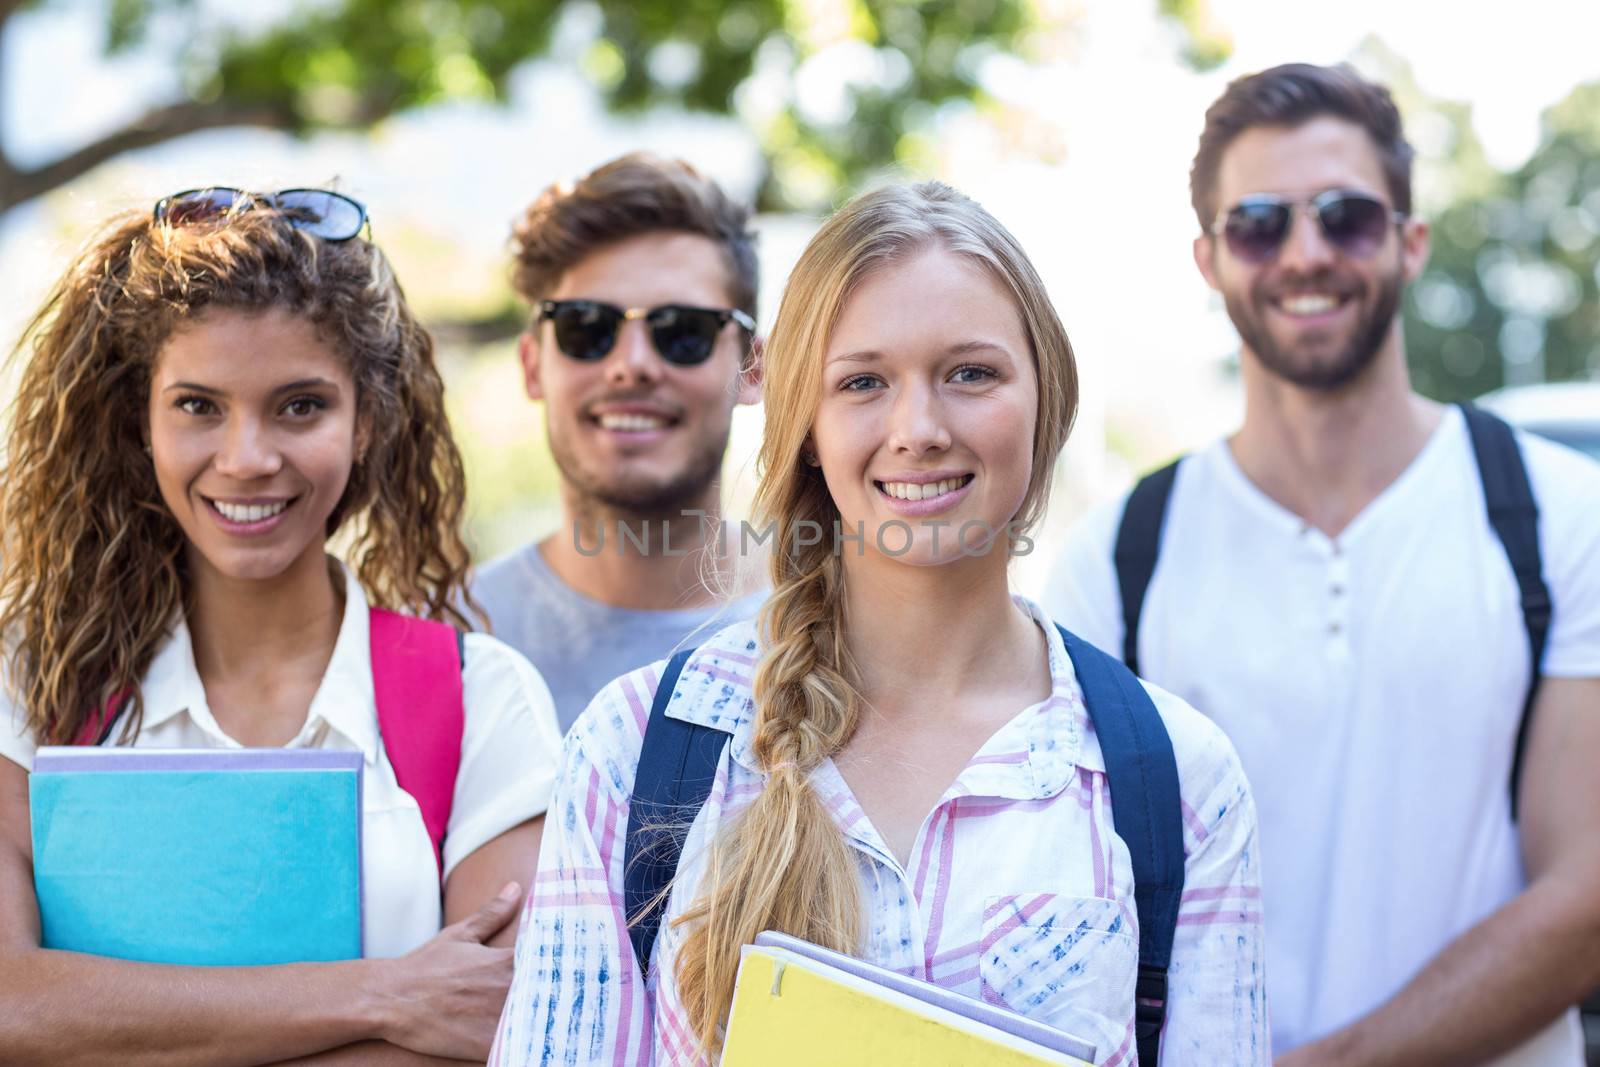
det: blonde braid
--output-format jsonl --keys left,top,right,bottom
{"left": 672, "top": 491, "right": 864, "bottom": 1053}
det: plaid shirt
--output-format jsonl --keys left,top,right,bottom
{"left": 491, "top": 600, "right": 1269, "bottom": 1066}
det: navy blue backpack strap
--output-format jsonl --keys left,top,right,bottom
{"left": 1459, "top": 403, "right": 1551, "bottom": 819}
{"left": 1113, "top": 460, "right": 1181, "bottom": 675}
{"left": 1057, "top": 623, "right": 1184, "bottom": 1066}
{"left": 623, "top": 646, "right": 729, "bottom": 974}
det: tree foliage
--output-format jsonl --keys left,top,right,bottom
{"left": 1368, "top": 41, "right": 1600, "bottom": 398}
{"left": 1, "top": 0, "right": 1229, "bottom": 213}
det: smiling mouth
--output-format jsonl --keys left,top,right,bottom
{"left": 874, "top": 474, "right": 974, "bottom": 501}
{"left": 205, "top": 497, "right": 298, "bottom": 524}
{"left": 590, "top": 411, "right": 678, "bottom": 432}
{"left": 1271, "top": 292, "right": 1352, "bottom": 318}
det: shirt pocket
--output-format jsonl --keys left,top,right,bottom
{"left": 979, "top": 893, "right": 1138, "bottom": 1061}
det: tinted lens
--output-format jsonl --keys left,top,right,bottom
{"left": 1315, "top": 193, "right": 1391, "bottom": 258}
{"left": 550, "top": 302, "right": 623, "bottom": 361}
{"left": 160, "top": 188, "right": 245, "bottom": 226}
{"left": 647, "top": 306, "right": 723, "bottom": 365}
{"left": 1222, "top": 200, "right": 1292, "bottom": 263}
{"left": 270, "top": 189, "right": 365, "bottom": 240}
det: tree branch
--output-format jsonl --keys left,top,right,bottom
{"left": 0, "top": 100, "right": 297, "bottom": 213}
{"left": 427, "top": 310, "right": 526, "bottom": 350}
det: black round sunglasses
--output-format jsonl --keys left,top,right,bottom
{"left": 538, "top": 299, "right": 756, "bottom": 366}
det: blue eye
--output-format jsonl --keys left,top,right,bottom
{"left": 951, "top": 364, "right": 998, "bottom": 384}
{"left": 840, "top": 374, "right": 880, "bottom": 392}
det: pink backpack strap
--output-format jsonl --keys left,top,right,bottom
{"left": 369, "top": 608, "right": 466, "bottom": 880}
{"left": 72, "top": 690, "right": 131, "bottom": 746}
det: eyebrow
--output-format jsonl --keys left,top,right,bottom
{"left": 946, "top": 339, "right": 1011, "bottom": 358}
{"left": 825, "top": 350, "right": 882, "bottom": 367}
{"left": 163, "top": 377, "right": 339, "bottom": 396}
{"left": 273, "top": 378, "right": 339, "bottom": 394}
{"left": 826, "top": 340, "right": 1012, "bottom": 367}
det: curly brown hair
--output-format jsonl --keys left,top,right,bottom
{"left": 0, "top": 204, "right": 477, "bottom": 746}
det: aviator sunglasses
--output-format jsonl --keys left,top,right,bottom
{"left": 1213, "top": 189, "right": 1406, "bottom": 264}
{"left": 538, "top": 299, "right": 756, "bottom": 366}
{"left": 153, "top": 187, "right": 370, "bottom": 241}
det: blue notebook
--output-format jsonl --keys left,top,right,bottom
{"left": 29, "top": 747, "right": 363, "bottom": 965}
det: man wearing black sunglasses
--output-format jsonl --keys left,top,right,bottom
{"left": 471, "top": 154, "right": 766, "bottom": 732}
{"left": 1047, "top": 63, "right": 1600, "bottom": 1067}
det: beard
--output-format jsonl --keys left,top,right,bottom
{"left": 1225, "top": 262, "right": 1403, "bottom": 392}
{"left": 548, "top": 419, "right": 729, "bottom": 522}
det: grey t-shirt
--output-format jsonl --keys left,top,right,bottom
{"left": 470, "top": 542, "right": 766, "bottom": 732}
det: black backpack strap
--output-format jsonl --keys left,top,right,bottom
{"left": 1459, "top": 403, "right": 1551, "bottom": 820}
{"left": 1113, "top": 460, "right": 1181, "bottom": 676}
{"left": 1057, "top": 624, "right": 1184, "bottom": 1066}
{"left": 623, "top": 647, "right": 729, "bottom": 974}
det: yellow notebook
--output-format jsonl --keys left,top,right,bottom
{"left": 722, "top": 932, "right": 1097, "bottom": 1066}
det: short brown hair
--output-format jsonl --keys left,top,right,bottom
{"left": 1190, "top": 63, "right": 1415, "bottom": 233}
{"left": 510, "top": 152, "right": 759, "bottom": 317}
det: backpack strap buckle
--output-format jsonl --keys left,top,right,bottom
{"left": 1135, "top": 963, "right": 1169, "bottom": 1042}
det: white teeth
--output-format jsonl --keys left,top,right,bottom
{"left": 879, "top": 477, "right": 968, "bottom": 500}
{"left": 214, "top": 500, "right": 289, "bottom": 523}
{"left": 598, "top": 413, "right": 668, "bottom": 432}
{"left": 1279, "top": 294, "right": 1339, "bottom": 316}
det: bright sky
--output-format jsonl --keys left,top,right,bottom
{"left": 3, "top": 0, "right": 1597, "bottom": 577}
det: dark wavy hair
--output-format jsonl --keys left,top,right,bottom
{"left": 1, "top": 205, "right": 476, "bottom": 746}
{"left": 510, "top": 152, "right": 759, "bottom": 318}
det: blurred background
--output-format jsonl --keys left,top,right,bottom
{"left": 3, "top": 0, "right": 1598, "bottom": 588}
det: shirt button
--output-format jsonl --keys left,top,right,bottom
{"left": 1330, "top": 583, "right": 1345, "bottom": 596}
{"left": 1329, "top": 621, "right": 1343, "bottom": 635}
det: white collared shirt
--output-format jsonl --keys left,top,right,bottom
{"left": 2, "top": 564, "right": 563, "bottom": 958}
{"left": 1046, "top": 409, "right": 1600, "bottom": 1065}
{"left": 491, "top": 599, "right": 1269, "bottom": 1066}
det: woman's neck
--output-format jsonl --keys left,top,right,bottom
{"left": 840, "top": 548, "right": 1037, "bottom": 707}
{"left": 185, "top": 547, "right": 344, "bottom": 687}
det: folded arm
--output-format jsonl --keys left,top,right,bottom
{"left": 0, "top": 756, "right": 520, "bottom": 1067}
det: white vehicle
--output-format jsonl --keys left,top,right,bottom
{"left": 1476, "top": 381, "right": 1600, "bottom": 463}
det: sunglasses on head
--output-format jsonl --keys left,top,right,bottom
{"left": 153, "top": 187, "right": 370, "bottom": 242}
{"left": 1213, "top": 189, "right": 1405, "bottom": 264}
{"left": 538, "top": 299, "right": 756, "bottom": 366}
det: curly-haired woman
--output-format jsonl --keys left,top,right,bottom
{"left": 0, "top": 189, "right": 560, "bottom": 1065}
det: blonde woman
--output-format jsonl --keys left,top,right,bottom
{"left": 492, "top": 182, "right": 1268, "bottom": 1065}
{"left": 0, "top": 190, "right": 561, "bottom": 1065}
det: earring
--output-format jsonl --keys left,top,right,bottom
{"left": 801, "top": 450, "right": 819, "bottom": 467}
